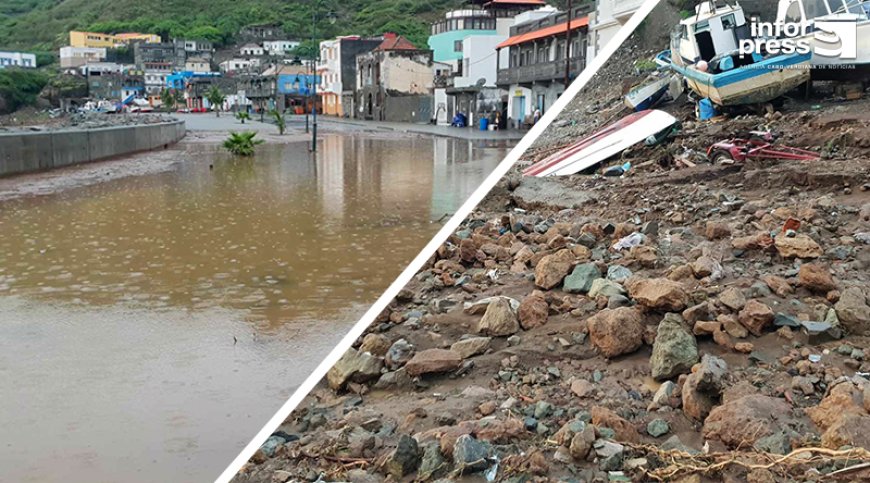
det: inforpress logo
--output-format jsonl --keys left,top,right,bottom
{"left": 813, "top": 20, "right": 857, "bottom": 58}
{"left": 738, "top": 19, "right": 858, "bottom": 60}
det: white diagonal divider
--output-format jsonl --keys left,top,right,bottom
{"left": 215, "top": 1, "right": 662, "bottom": 480}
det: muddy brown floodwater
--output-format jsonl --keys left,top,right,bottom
{"left": 0, "top": 132, "right": 510, "bottom": 483}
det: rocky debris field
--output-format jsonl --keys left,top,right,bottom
{"left": 0, "top": 111, "right": 176, "bottom": 133}
{"left": 232, "top": 96, "right": 870, "bottom": 482}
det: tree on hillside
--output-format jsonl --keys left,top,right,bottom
{"left": 205, "top": 86, "right": 226, "bottom": 117}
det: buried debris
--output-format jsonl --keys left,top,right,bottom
{"left": 707, "top": 134, "right": 820, "bottom": 163}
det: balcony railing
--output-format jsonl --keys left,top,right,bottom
{"left": 497, "top": 58, "right": 585, "bottom": 86}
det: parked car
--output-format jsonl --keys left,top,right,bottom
{"left": 176, "top": 108, "right": 191, "bottom": 113}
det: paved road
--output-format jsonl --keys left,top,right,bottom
{"left": 173, "top": 112, "right": 526, "bottom": 141}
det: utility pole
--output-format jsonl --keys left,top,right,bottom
{"left": 311, "top": 7, "right": 318, "bottom": 152}
{"left": 564, "top": 0, "right": 573, "bottom": 89}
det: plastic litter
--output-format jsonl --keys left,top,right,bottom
{"left": 612, "top": 232, "right": 645, "bottom": 251}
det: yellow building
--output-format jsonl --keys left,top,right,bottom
{"left": 69, "top": 31, "right": 161, "bottom": 48}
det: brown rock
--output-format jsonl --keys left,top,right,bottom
{"left": 570, "top": 379, "right": 594, "bottom": 398}
{"left": 690, "top": 256, "right": 720, "bottom": 278}
{"left": 712, "top": 329, "right": 733, "bottom": 349}
{"left": 629, "top": 245, "right": 658, "bottom": 268}
{"left": 477, "top": 297, "right": 520, "bottom": 337}
{"left": 568, "top": 424, "right": 596, "bottom": 459}
{"left": 591, "top": 406, "right": 639, "bottom": 443}
{"left": 806, "top": 381, "right": 868, "bottom": 430}
{"left": 706, "top": 221, "right": 731, "bottom": 240}
{"left": 798, "top": 264, "right": 837, "bottom": 293}
{"left": 586, "top": 307, "right": 645, "bottom": 358}
{"left": 731, "top": 232, "right": 773, "bottom": 250}
{"left": 774, "top": 234, "right": 822, "bottom": 258}
{"left": 359, "top": 333, "right": 392, "bottom": 356}
{"left": 450, "top": 337, "right": 491, "bottom": 359}
{"left": 835, "top": 287, "right": 870, "bottom": 336}
{"left": 693, "top": 320, "right": 721, "bottom": 335}
{"left": 682, "top": 355, "right": 727, "bottom": 421}
{"left": 734, "top": 342, "right": 753, "bottom": 353}
{"left": 668, "top": 264, "right": 695, "bottom": 282}
{"left": 326, "top": 348, "right": 384, "bottom": 390}
{"left": 459, "top": 238, "right": 478, "bottom": 263}
{"left": 478, "top": 401, "right": 497, "bottom": 416}
{"left": 738, "top": 300, "right": 775, "bottom": 336}
{"left": 683, "top": 302, "right": 713, "bottom": 323}
{"left": 762, "top": 275, "right": 793, "bottom": 297}
{"left": 518, "top": 293, "right": 549, "bottom": 330}
{"left": 404, "top": 349, "right": 462, "bottom": 376}
{"left": 703, "top": 395, "right": 794, "bottom": 449}
{"left": 719, "top": 287, "right": 746, "bottom": 311}
{"left": 719, "top": 314, "right": 748, "bottom": 338}
{"left": 821, "top": 413, "right": 870, "bottom": 449}
{"left": 628, "top": 278, "right": 690, "bottom": 311}
{"left": 534, "top": 249, "right": 575, "bottom": 289}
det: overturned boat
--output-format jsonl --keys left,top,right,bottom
{"left": 775, "top": 0, "right": 870, "bottom": 80}
{"left": 662, "top": 0, "right": 811, "bottom": 106}
{"left": 624, "top": 74, "right": 681, "bottom": 111}
{"left": 523, "top": 109, "right": 678, "bottom": 177}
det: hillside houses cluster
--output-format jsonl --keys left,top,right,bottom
{"left": 7, "top": 0, "right": 642, "bottom": 125}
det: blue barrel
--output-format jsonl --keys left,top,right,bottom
{"left": 479, "top": 118, "right": 489, "bottom": 131}
{"left": 698, "top": 98, "right": 718, "bottom": 120}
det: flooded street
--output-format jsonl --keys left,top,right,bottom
{"left": 0, "top": 131, "right": 509, "bottom": 482}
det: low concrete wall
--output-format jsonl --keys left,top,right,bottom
{"left": 0, "top": 120, "right": 186, "bottom": 177}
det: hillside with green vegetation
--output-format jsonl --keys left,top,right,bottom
{"left": 0, "top": 0, "right": 465, "bottom": 52}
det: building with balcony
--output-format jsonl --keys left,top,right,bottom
{"left": 0, "top": 51, "right": 37, "bottom": 69}
{"left": 317, "top": 35, "right": 384, "bottom": 117}
{"left": 133, "top": 42, "right": 180, "bottom": 71}
{"left": 59, "top": 46, "right": 106, "bottom": 68}
{"left": 496, "top": 4, "right": 591, "bottom": 128}
{"left": 69, "top": 31, "right": 160, "bottom": 49}
{"left": 586, "top": 0, "right": 644, "bottom": 60}
{"left": 355, "top": 34, "right": 434, "bottom": 123}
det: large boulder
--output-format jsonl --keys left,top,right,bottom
{"left": 518, "top": 292, "right": 549, "bottom": 330}
{"left": 405, "top": 349, "right": 463, "bottom": 376}
{"left": 738, "top": 299, "right": 775, "bottom": 336}
{"left": 563, "top": 263, "right": 600, "bottom": 294}
{"left": 798, "top": 263, "right": 837, "bottom": 293}
{"left": 586, "top": 307, "right": 645, "bottom": 358}
{"left": 534, "top": 249, "right": 575, "bottom": 289}
{"left": 326, "top": 348, "right": 384, "bottom": 390}
{"left": 477, "top": 297, "right": 520, "bottom": 336}
{"left": 650, "top": 314, "right": 699, "bottom": 380}
{"left": 835, "top": 287, "right": 870, "bottom": 336}
{"left": 703, "top": 395, "right": 796, "bottom": 449}
{"left": 820, "top": 414, "right": 870, "bottom": 449}
{"left": 627, "top": 278, "right": 690, "bottom": 311}
{"left": 450, "top": 337, "right": 491, "bottom": 359}
{"left": 774, "top": 234, "right": 822, "bottom": 258}
{"left": 682, "top": 355, "right": 728, "bottom": 421}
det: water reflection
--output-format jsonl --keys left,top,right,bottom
{"left": 0, "top": 132, "right": 509, "bottom": 483}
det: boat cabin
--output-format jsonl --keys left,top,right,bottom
{"left": 673, "top": 1, "right": 750, "bottom": 64}
{"left": 777, "top": 0, "right": 869, "bottom": 24}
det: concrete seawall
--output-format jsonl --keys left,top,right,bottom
{"left": 0, "top": 120, "right": 186, "bottom": 177}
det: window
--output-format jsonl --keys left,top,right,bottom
{"left": 454, "top": 40, "right": 463, "bottom": 52}
{"left": 721, "top": 13, "right": 736, "bottom": 30}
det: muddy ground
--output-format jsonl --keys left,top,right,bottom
{"left": 232, "top": 7, "right": 870, "bottom": 482}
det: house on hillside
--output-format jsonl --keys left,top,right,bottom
{"left": 219, "top": 58, "right": 261, "bottom": 74}
{"left": 239, "top": 23, "right": 285, "bottom": 41}
{"left": 240, "top": 43, "right": 265, "bottom": 57}
{"left": 263, "top": 40, "right": 301, "bottom": 56}
{"left": 184, "top": 57, "right": 211, "bottom": 73}
{"left": 355, "top": 34, "right": 435, "bottom": 123}
{"left": 496, "top": 4, "right": 591, "bottom": 128}
{"left": 70, "top": 31, "right": 160, "bottom": 49}
{"left": 0, "top": 51, "right": 37, "bottom": 69}
{"left": 317, "top": 35, "right": 383, "bottom": 117}
{"left": 59, "top": 46, "right": 106, "bottom": 68}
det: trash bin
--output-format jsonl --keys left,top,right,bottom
{"left": 479, "top": 118, "right": 489, "bottom": 131}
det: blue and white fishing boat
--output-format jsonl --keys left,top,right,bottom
{"left": 624, "top": 74, "right": 680, "bottom": 111}
{"left": 659, "top": 0, "right": 811, "bottom": 106}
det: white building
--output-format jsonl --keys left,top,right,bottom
{"left": 144, "top": 70, "right": 169, "bottom": 97}
{"left": 263, "top": 40, "right": 300, "bottom": 56}
{"left": 219, "top": 58, "right": 260, "bottom": 74}
{"left": 239, "top": 43, "right": 265, "bottom": 57}
{"left": 0, "top": 51, "right": 37, "bottom": 69}
{"left": 184, "top": 57, "right": 211, "bottom": 73}
{"left": 587, "top": 0, "right": 644, "bottom": 61}
{"left": 78, "top": 62, "right": 127, "bottom": 75}
{"left": 59, "top": 46, "right": 106, "bottom": 68}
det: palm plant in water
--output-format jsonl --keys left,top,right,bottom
{"left": 223, "top": 131, "right": 264, "bottom": 156}
{"left": 271, "top": 109, "right": 286, "bottom": 135}
{"left": 236, "top": 112, "right": 251, "bottom": 124}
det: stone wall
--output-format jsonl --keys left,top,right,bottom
{"left": 0, "top": 120, "right": 186, "bottom": 177}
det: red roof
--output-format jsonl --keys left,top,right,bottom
{"left": 496, "top": 16, "right": 589, "bottom": 49}
{"left": 375, "top": 34, "right": 418, "bottom": 51}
